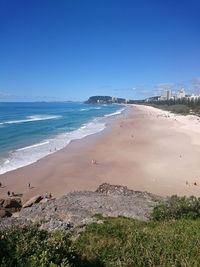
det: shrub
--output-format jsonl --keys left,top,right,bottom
{"left": 0, "top": 225, "right": 74, "bottom": 267}
{"left": 151, "top": 195, "right": 200, "bottom": 221}
{"left": 1, "top": 217, "right": 200, "bottom": 266}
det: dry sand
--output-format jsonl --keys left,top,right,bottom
{"left": 1, "top": 104, "right": 200, "bottom": 202}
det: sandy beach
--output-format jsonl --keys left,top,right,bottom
{"left": 1, "top": 104, "right": 200, "bottom": 202}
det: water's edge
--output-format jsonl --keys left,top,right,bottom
{"left": 0, "top": 105, "right": 129, "bottom": 175}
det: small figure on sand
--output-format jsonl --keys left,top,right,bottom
{"left": 91, "top": 159, "right": 97, "bottom": 165}
{"left": 49, "top": 193, "right": 52, "bottom": 200}
{"left": 7, "top": 191, "right": 10, "bottom": 197}
{"left": 44, "top": 192, "right": 48, "bottom": 201}
{"left": 28, "top": 183, "right": 31, "bottom": 189}
{"left": 194, "top": 182, "right": 197, "bottom": 186}
{"left": 186, "top": 181, "right": 189, "bottom": 187}
{"left": 0, "top": 182, "right": 2, "bottom": 187}
{"left": 12, "top": 192, "right": 15, "bottom": 197}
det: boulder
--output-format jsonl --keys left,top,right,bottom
{"left": 3, "top": 198, "right": 22, "bottom": 211}
{"left": 23, "top": 195, "right": 43, "bottom": 208}
{"left": 0, "top": 199, "right": 5, "bottom": 207}
{"left": 0, "top": 209, "right": 12, "bottom": 218}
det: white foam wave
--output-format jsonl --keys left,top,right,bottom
{"left": 80, "top": 107, "right": 102, "bottom": 111}
{"left": 16, "top": 141, "right": 50, "bottom": 151}
{"left": 104, "top": 108, "right": 125, "bottom": 117}
{"left": 0, "top": 121, "right": 106, "bottom": 175}
{"left": 0, "top": 115, "right": 61, "bottom": 125}
{"left": 0, "top": 106, "right": 126, "bottom": 175}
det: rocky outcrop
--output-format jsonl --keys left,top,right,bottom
{"left": 0, "top": 183, "right": 165, "bottom": 231}
{"left": 0, "top": 209, "right": 12, "bottom": 218}
{"left": 22, "top": 195, "right": 43, "bottom": 208}
{"left": 0, "top": 198, "right": 22, "bottom": 212}
{"left": 96, "top": 183, "right": 164, "bottom": 200}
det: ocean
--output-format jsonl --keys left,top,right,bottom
{"left": 0, "top": 102, "right": 125, "bottom": 175}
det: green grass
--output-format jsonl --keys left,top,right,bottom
{"left": 74, "top": 217, "right": 200, "bottom": 267}
{"left": 1, "top": 216, "right": 200, "bottom": 266}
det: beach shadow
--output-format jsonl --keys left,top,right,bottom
{"left": 30, "top": 186, "right": 35, "bottom": 189}
{"left": 13, "top": 193, "right": 23, "bottom": 197}
{"left": 0, "top": 186, "right": 6, "bottom": 188}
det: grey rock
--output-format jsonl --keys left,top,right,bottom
{"left": 23, "top": 195, "right": 43, "bottom": 208}
{"left": 0, "top": 183, "right": 165, "bottom": 231}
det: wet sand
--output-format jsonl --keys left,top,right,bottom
{"left": 1, "top": 104, "right": 200, "bottom": 202}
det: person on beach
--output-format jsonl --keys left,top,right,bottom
{"left": 12, "top": 192, "right": 15, "bottom": 197}
{"left": 91, "top": 159, "right": 97, "bottom": 164}
{"left": 44, "top": 192, "right": 48, "bottom": 201}
{"left": 194, "top": 182, "right": 197, "bottom": 186}
{"left": 0, "top": 182, "right": 2, "bottom": 187}
{"left": 49, "top": 193, "right": 52, "bottom": 200}
{"left": 186, "top": 181, "right": 189, "bottom": 187}
{"left": 7, "top": 191, "right": 10, "bottom": 197}
{"left": 28, "top": 183, "right": 31, "bottom": 189}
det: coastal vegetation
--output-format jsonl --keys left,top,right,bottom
{"left": 1, "top": 195, "right": 200, "bottom": 267}
{"left": 136, "top": 98, "right": 200, "bottom": 116}
{"left": 85, "top": 95, "right": 200, "bottom": 116}
{"left": 85, "top": 96, "right": 127, "bottom": 104}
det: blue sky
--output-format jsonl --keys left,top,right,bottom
{"left": 0, "top": 0, "right": 200, "bottom": 101}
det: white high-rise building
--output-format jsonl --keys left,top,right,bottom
{"left": 164, "top": 89, "right": 172, "bottom": 100}
{"left": 176, "top": 88, "right": 185, "bottom": 99}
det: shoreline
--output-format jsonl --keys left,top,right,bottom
{"left": 1, "top": 104, "right": 200, "bottom": 202}
{"left": 0, "top": 105, "right": 127, "bottom": 175}
{"left": 0, "top": 107, "right": 129, "bottom": 201}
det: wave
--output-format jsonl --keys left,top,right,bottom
{"left": 0, "top": 115, "right": 61, "bottom": 125}
{"left": 80, "top": 107, "right": 102, "bottom": 111}
{"left": 104, "top": 108, "right": 125, "bottom": 117}
{"left": 0, "top": 106, "right": 127, "bottom": 175}
{"left": 16, "top": 141, "right": 50, "bottom": 151}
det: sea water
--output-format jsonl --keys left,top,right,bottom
{"left": 0, "top": 102, "right": 126, "bottom": 174}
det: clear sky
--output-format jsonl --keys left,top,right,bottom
{"left": 1, "top": 0, "right": 200, "bottom": 101}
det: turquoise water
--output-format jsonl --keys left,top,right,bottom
{"left": 0, "top": 102, "right": 125, "bottom": 174}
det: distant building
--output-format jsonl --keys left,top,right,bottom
{"left": 186, "top": 94, "right": 200, "bottom": 101}
{"left": 164, "top": 89, "right": 172, "bottom": 100}
{"left": 175, "top": 88, "right": 185, "bottom": 99}
{"left": 112, "top": 97, "right": 117, "bottom": 103}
